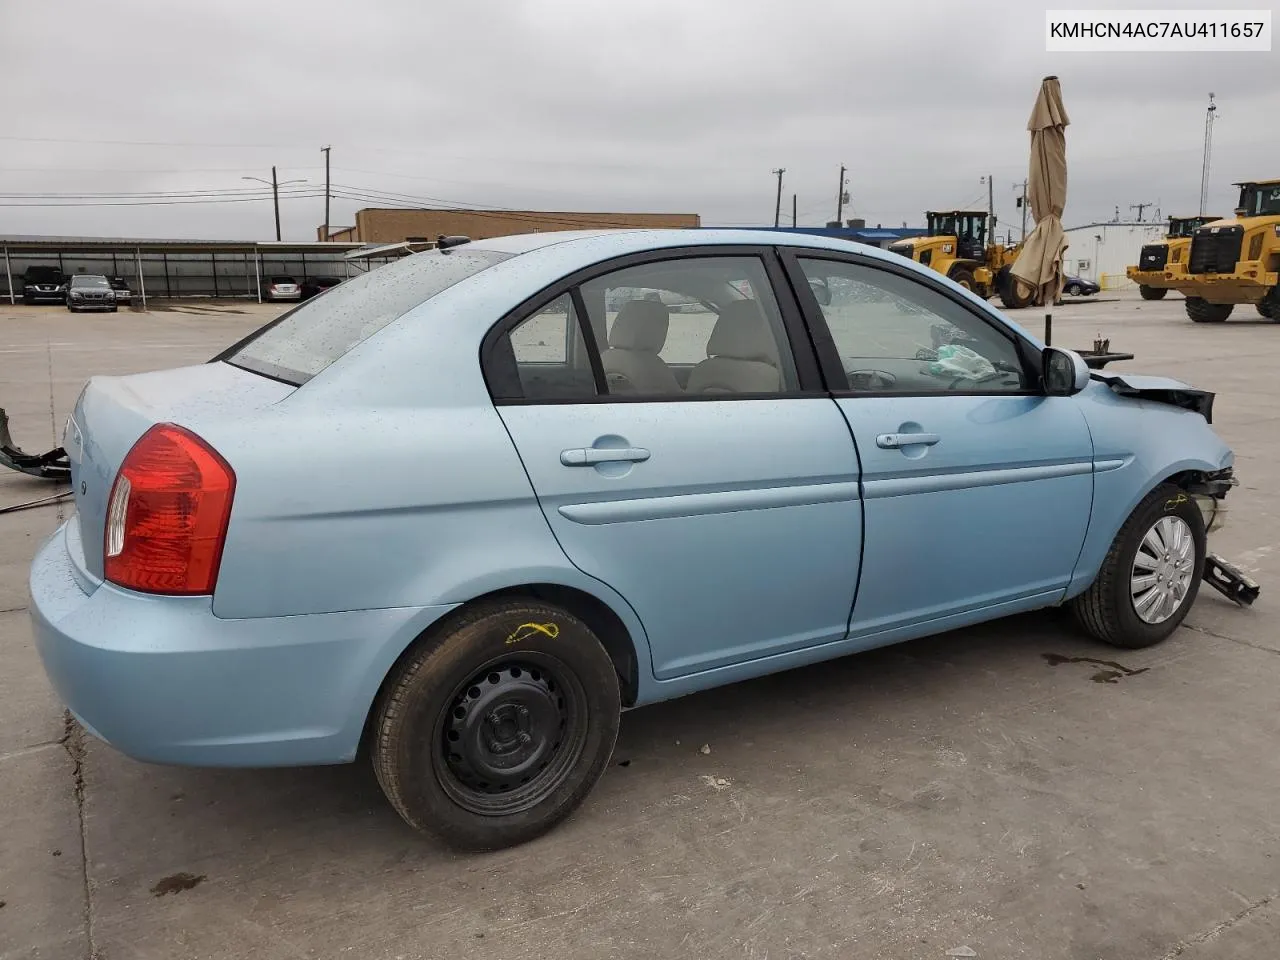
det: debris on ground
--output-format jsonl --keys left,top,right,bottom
{"left": 699, "top": 776, "right": 732, "bottom": 791}
{"left": 945, "top": 948, "right": 977, "bottom": 958}
{"left": 699, "top": 744, "right": 711, "bottom": 755}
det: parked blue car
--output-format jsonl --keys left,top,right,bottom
{"left": 30, "top": 229, "right": 1236, "bottom": 849}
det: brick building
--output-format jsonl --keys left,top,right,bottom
{"left": 320, "top": 208, "right": 700, "bottom": 243}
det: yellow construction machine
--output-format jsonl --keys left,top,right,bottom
{"left": 1170, "top": 179, "right": 1280, "bottom": 322}
{"left": 887, "top": 210, "right": 1030, "bottom": 308}
{"left": 1125, "top": 214, "right": 1222, "bottom": 300}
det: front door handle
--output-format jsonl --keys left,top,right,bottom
{"left": 876, "top": 432, "right": 941, "bottom": 449}
{"left": 560, "top": 446, "right": 651, "bottom": 466}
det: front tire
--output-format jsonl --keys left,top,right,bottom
{"left": 1186, "top": 297, "right": 1233, "bottom": 323}
{"left": 947, "top": 265, "right": 976, "bottom": 291}
{"left": 372, "top": 600, "right": 621, "bottom": 850}
{"left": 1071, "top": 484, "right": 1206, "bottom": 649}
{"left": 1139, "top": 285, "right": 1167, "bottom": 301}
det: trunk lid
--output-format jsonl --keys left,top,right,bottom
{"left": 67, "top": 361, "right": 294, "bottom": 580}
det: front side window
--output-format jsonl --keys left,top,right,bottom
{"left": 795, "top": 257, "right": 1028, "bottom": 394}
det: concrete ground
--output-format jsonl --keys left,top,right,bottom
{"left": 1, "top": 291, "right": 1277, "bottom": 960}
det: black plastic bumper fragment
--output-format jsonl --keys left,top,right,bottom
{"left": 1203, "top": 554, "right": 1260, "bottom": 607}
{"left": 0, "top": 407, "right": 71, "bottom": 481}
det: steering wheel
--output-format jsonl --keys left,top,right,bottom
{"left": 847, "top": 369, "right": 898, "bottom": 391}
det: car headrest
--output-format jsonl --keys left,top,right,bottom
{"left": 705, "top": 300, "right": 779, "bottom": 364}
{"left": 608, "top": 300, "right": 670, "bottom": 353}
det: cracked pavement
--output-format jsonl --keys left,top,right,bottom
{"left": 1, "top": 293, "right": 1278, "bottom": 960}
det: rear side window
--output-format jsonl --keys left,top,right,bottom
{"left": 224, "top": 249, "right": 509, "bottom": 384}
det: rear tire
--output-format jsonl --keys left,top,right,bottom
{"left": 1139, "top": 285, "right": 1167, "bottom": 301}
{"left": 1071, "top": 484, "right": 1205, "bottom": 649}
{"left": 372, "top": 600, "right": 621, "bottom": 850}
{"left": 1185, "top": 297, "right": 1233, "bottom": 323}
{"left": 998, "top": 268, "right": 1034, "bottom": 309}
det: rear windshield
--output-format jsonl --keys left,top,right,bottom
{"left": 223, "top": 248, "right": 509, "bottom": 385}
{"left": 270, "top": 277, "right": 295, "bottom": 284}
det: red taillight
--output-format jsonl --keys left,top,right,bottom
{"left": 103, "top": 424, "right": 235, "bottom": 595}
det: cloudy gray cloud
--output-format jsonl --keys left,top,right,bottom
{"left": 1, "top": 0, "right": 1276, "bottom": 240}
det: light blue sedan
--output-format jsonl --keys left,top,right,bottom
{"left": 30, "top": 229, "right": 1236, "bottom": 850}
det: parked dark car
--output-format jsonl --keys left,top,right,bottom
{"left": 300, "top": 276, "right": 343, "bottom": 300}
{"left": 108, "top": 277, "right": 132, "bottom": 304}
{"left": 263, "top": 276, "right": 301, "bottom": 302}
{"left": 66, "top": 275, "right": 118, "bottom": 312}
{"left": 1064, "top": 276, "right": 1101, "bottom": 296}
{"left": 22, "top": 266, "right": 68, "bottom": 304}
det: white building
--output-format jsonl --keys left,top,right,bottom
{"left": 1062, "top": 221, "right": 1167, "bottom": 291}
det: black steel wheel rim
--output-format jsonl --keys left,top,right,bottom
{"left": 432, "top": 652, "right": 589, "bottom": 816}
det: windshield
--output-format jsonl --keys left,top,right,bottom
{"left": 70, "top": 276, "right": 110, "bottom": 288}
{"left": 1170, "top": 217, "right": 1215, "bottom": 237}
{"left": 927, "top": 213, "right": 956, "bottom": 236}
{"left": 223, "top": 248, "right": 509, "bottom": 384}
{"left": 1238, "top": 184, "right": 1280, "bottom": 217}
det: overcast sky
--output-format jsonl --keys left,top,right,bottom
{"left": 1, "top": 0, "right": 1276, "bottom": 241}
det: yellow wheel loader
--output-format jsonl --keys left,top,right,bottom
{"left": 887, "top": 211, "right": 1030, "bottom": 308}
{"left": 1125, "top": 215, "right": 1222, "bottom": 300}
{"left": 1171, "top": 179, "right": 1280, "bottom": 322}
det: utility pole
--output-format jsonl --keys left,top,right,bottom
{"left": 983, "top": 174, "right": 994, "bottom": 242}
{"left": 1015, "top": 179, "right": 1029, "bottom": 239}
{"left": 792, "top": 193, "right": 797, "bottom": 228}
{"left": 271, "top": 166, "right": 281, "bottom": 241}
{"left": 321, "top": 145, "right": 331, "bottom": 241}
{"left": 772, "top": 168, "right": 786, "bottom": 228}
{"left": 835, "top": 164, "right": 847, "bottom": 224}
{"left": 1199, "top": 92, "right": 1217, "bottom": 216}
{"left": 1129, "top": 202, "right": 1153, "bottom": 222}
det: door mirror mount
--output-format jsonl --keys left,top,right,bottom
{"left": 1042, "top": 347, "right": 1090, "bottom": 396}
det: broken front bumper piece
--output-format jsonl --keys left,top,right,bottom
{"left": 0, "top": 407, "right": 70, "bottom": 481}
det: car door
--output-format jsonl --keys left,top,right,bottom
{"left": 785, "top": 251, "right": 1094, "bottom": 638}
{"left": 484, "top": 249, "right": 862, "bottom": 681}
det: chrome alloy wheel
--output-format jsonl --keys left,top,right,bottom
{"left": 1130, "top": 516, "right": 1195, "bottom": 624}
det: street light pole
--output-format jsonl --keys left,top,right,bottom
{"left": 242, "top": 170, "right": 307, "bottom": 241}
{"left": 772, "top": 168, "right": 786, "bottom": 228}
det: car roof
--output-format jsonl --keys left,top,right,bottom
{"left": 465, "top": 228, "right": 914, "bottom": 266}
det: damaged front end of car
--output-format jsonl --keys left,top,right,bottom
{"left": 1092, "top": 372, "right": 1217, "bottom": 423}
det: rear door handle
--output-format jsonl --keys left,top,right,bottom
{"left": 560, "top": 447, "right": 651, "bottom": 466}
{"left": 876, "top": 433, "right": 941, "bottom": 449}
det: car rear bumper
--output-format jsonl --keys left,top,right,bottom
{"left": 29, "top": 518, "right": 458, "bottom": 767}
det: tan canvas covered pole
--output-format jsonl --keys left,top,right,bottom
{"left": 1010, "top": 76, "right": 1071, "bottom": 317}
